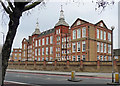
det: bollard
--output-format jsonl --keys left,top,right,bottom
{"left": 71, "top": 71, "right": 75, "bottom": 81}
{"left": 115, "top": 73, "right": 119, "bottom": 83}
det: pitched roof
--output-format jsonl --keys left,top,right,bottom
{"left": 95, "top": 20, "right": 108, "bottom": 29}
{"left": 37, "top": 28, "right": 55, "bottom": 38}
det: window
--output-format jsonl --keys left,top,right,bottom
{"left": 104, "top": 56, "right": 107, "bottom": 61}
{"left": 35, "top": 40, "right": 37, "bottom": 47}
{"left": 46, "top": 47, "right": 49, "bottom": 55}
{"left": 42, "top": 48, "right": 44, "bottom": 55}
{"left": 82, "top": 55, "right": 85, "bottom": 61}
{"left": 82, "top": 41, "right": 86, "bottom": 52}
{"left": 50, "top": 36, "right": 53, "bottom": 44}
{"left": 100, "top": 23, "right": 103, "bottom": 27}
{"left": 72, "top": 56, "right": 76, "bottom": 61}
{"left": 101, "top": 43, "right": 103, "bottom": 52}
{"left": 104, "top": 31, "right": 106, "bottom": 40}
{"left": 77, "top": 42, "right": 80, "bottom": 52}
{"left": 19, "top": 53, "right": 21, "bottom": 56}
{"left": 56, "top": 30, "right": 58, "bottom": 34}
{"left": 72, "top": 43, "right": 76, "bottom": 53}
{"left": 23, "top": 51, "right": 25, "bottom": 57}
{"left": 97, "top": 29, "right": 99, "bottom": 39}
{"left": 35, "top": 49, "right": 37, "bottom": 56}
{"left": 73, "top": 30, "right": 76, "bottom": 39}
{"left": 104, "top": 44, "right": 106, "bottom": 53}
{"left": 42, "top": 57, "right": 44, "bottom": 61}
{"left": 64, "top": 37, "right": 66, "bottom": 42}
{"left": 39, "top": 39, "right": 41, "bottom": 46}
{"left": 15, "top": 54, "right": 17, "bottom": 56}
{"left": 100, "top": 56, "right": 103, "bottom": 61}
{"left": 115, "top": 56, "right": 118, "bottom": 59}
{"left": 49, "top": 57, "right": 53, "bottom": 61}
{"left": 35, "top": 58, "right": 37, "bottom": 61}
{"left": 46, "top": 57, "right": 48, "bottom": 61}
{"left": 100, "top": 30, "right": 103, "bottom": 39}
{"left": 108, "top": 44, "right": 111, "bottom": 54}
{"left": 19, "top": 57, "right": 21, "bottom": 60}
{"left": 38, "top": 58, "right": 40, "bottom": 61}
{"left": 59, "top": 29, "right": 60, "bottom": 33}
{"left": 67, "top": 37, "right": 69, "bottom": 42}
{"left": 108, "top": 56, "right": 111, "bottom": 61}
{"left": 50, "top": 47, "right": 53, "bottom": 54}
{"left": 38, "top": 48, "right": 40, "bottom": 56}
{"left": 46, "top": 37, "right": 49, "bottom": 45}
{"left": 15, "top": 57, "right": 17, "bottom": 60}
{"left": 97, "top": 56, "right": 99, "bottom": 60}
{"left": 82, "top": 27, "right": 86, "bottom": 37}
{"left": 97, "top": 42, "right": 100, "bottom": 52}
{"left": 42, "top": 38, "right": 45, "bottom": 45}
{"left": 77, "top": 29, "right": 81, "bottom": 38}
{"left": 108, "top": 33, "right": 111, "bottom": 41}
{"left": 77, "top": 55, "right": 80, "bottom": 61}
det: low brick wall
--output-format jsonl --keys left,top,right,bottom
{"left": 8, "top": 60, "right": 120, "bottom": 73}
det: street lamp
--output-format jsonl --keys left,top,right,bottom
{"left": 111, "top": 26, "right": 115, "bottom": 83}
{"left": 1, "top": 32, "right": 5, "bottom": 45}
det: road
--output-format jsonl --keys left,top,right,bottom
{"left": 5, "top": 71, "right": 112, "bottom": 85}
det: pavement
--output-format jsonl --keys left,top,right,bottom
{"left": 6, "top": 69, "right": 112, "bottom": 78}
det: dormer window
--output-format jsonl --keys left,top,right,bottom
{"left": 77, "top": 20, "right": 81, "bottom": 25}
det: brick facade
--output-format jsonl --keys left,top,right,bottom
{"left": 11, "top": 8, "right": 115, "bottom": 62}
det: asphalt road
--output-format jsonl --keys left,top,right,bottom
{"left": 5, "top": 71, "right": 112, "bottom": 85}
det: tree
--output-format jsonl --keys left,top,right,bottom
{"left": 0, "top": 0, "right": 115, "bottom": 85}
{"left": 0, "top": 0, "right": 43, "bottom": 85}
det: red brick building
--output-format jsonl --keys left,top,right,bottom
{"left": 11, "top": 7, "right": 113, "bottom": 61}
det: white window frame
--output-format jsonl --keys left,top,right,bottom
{"left": 101, "top": 43, "right": 103, "bottom": 53}
{"left": 77, "top": 42, "right": 80, "bottom": 52}
{"left": 72, "top": 43, "right": 76, "bottom": 53}
{"left": 39, "top": 39, "right": 41, "bottom": 46}
{"left": 82, "top": 27, "right": 86, "bottom": 38}
{"left": 50, "top": 36, "right": 53, "bottom": 44}
{"left": 42, "top": 38, "right": 45, "bottom": 45}
{"left": 50, "top": 47, "right": 53, "bottom": 54}
{"left": 77, "top": 29, "right": 81, "bottom": 38}
{"left": 82, "top": 55, "right": 85, "bottom": 61}
{"left": 73, "top": 30, "right": 76, "bottom": 39}
{"left": 72, "top": 56, "right": 76, "bottom": 61}
{"left": 104, "top": 31, "right": 106, "bottom": 40}
{"left": 38, "top": 48, "right": 40, "bottom": 56}
{"left": 77, "top": 55, "right": 80, "bottom": 61}
{"left": 46, "top": 47, "right": 49, "bottom": 55}
{"left": 97, "top": 42, "right": 100, "bottom": 52}
{"left": 100, "top": 30, "right": 103, "bottom": 39}
{"left": 108, "top": 33, "right": 111, "bottom": 41}
{"left": 97, "top": 29, "right": 99, "bottom": 39}
{"left": 82, "top": 41, "right": 86, "bottom": 52}
{"left": 108, "top": 44, "right": 111, "bottom": 54}
{"left": 104, "top": 44, "right": 106, "bottom": 53}
{"left": 42, "top": 47, "right": 44, "bottom": 55}
{"left": 35, "top": 49, "right": 37, "bottom": 56}
{"left": 46, "top": 37, "right": 49, "bottom": 45}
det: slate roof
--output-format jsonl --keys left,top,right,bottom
{"left": 37, "top": 28, "right": 55, "bottom": 38}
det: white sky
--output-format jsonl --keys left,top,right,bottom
{"left": 0, "top": 0, "right": 118, "bottom": 50}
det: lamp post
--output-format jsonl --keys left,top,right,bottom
{"left": 111, "top": 26, "right": 115, "bottom": 83}
{"left": 1, "top": 32, "right": 5, "bottom": 45}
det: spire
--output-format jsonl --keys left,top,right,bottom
{"left": 32, "top": 19, "right": 41, "bottom": 35}
{"left": 59, "top": 5, "right": 64, "bottom": 19}
{"left": 55, "top": 5, "right": 69, "bottom": 27}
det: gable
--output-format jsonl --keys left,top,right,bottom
{"left": 22, "top": 38, "right": 28, "bottom": 43}
{"left": 95, "top": 20, "right": 108, "bottom": 29}
{"left": 71, "top": 18, "right": 89, "bottom": 28}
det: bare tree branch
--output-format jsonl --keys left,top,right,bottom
{"left": 23, "top": 0, "right": 43, "bottom": 12}
{"left": 7, "top": 0, "right": 14, "bottom": 11}
{"left": 0, "top": 0, "right": 11, "bottom": 14}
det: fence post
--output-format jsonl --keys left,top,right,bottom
{"left": 97, "top": 60, "right": 100, "bottom": 70}
{"left": 80, "top": 60, "right": 83, "bottom": 69}
{"left": 43, "top": 60, "right": 46, "bottom": 69}
{"left": 54, "top": 59, "right": 57, "bottom": 69}
{"left": 25, "top": 60, "right": 28, "bottom": 69}
{"left": 34, "top": 60, "right": 36, "bottom": 69}
{"left": 114, "top": 60, "right": 117, "bottom": 71}
{"left": 67, "top": 60, "right": 70, "bottom": 68}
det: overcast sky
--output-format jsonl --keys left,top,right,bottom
{"left": 0, "top": 0, "right": 118, "bottom": 50}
